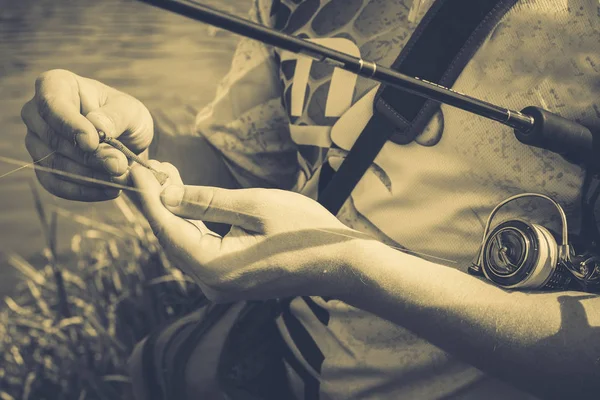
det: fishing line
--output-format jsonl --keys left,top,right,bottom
{"left": 0, "top": 154, "right": 140, "bottom": 191}
{"left": 0, "top": 154, "right": 457, "bottom": 264}
{"left": 0, "top": 151, "right": 56, "bottom": 180}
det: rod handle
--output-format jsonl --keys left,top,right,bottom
{"left": 515, "top": 106, "right": 597, "bottom": 168}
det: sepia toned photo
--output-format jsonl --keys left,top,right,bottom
{"left": 1, "top": 0, "right": 599, "bottom": 399}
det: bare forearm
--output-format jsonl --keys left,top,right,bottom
{"left": 342, "top": 240, "right": 600, "bottom": 399}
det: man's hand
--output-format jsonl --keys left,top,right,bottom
{"left": 21, "top": 69, "right": 154, "bottom": 201}
{"left": 130, "top": 161, "right": 369, "bottom": 302}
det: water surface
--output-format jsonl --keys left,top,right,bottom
{"left": 0, "top": 0, "right": 250, "bottom": 297}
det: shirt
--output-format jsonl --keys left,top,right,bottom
{"left": 185, "top": 0, "right": 600, "bottom": 398}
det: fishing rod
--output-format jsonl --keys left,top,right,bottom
{"left": 137, "top": 0, "right": 598, "bottom": 170}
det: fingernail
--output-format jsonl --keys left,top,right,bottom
{"left": 161, "top": 185, "right": 185, "bottom": 207}
{"left": 102, "top": 156, "right": 124, "bottom": 174}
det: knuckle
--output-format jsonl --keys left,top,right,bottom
{"left": 196, "top": 188, "right": 215, "bottom": 216}
{"left": 35, "top": 70, "right": 69, "bottom": 99}
{"left": 35, "top": 69, "right": 69, "bottom": 87}
{"left": 34, "top": 71, "right": 51, "bottom": 90}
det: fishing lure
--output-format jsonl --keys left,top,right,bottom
{"left": 98, "top": 131, "right": 169, "bottom": 185}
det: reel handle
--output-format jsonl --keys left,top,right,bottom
{"left": 514, "top": 107, "right": 597, "bottom": 169}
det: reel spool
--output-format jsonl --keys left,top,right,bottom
{"left": 470, "top": 193, "right": 600, "bottom": 292}
{"left": 473, "top": 193, "right": 574, "bottom": 290}
{"left": 481, "top": 219, "right": 571, "bottom": 290}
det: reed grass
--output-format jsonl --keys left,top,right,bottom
{"left": 0, "top": 189, "right": 206, "bottom": 400}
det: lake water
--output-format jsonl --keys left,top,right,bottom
{"left": 0, "top": 0, "right": 250, "bottom": 297}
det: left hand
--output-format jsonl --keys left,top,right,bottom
{"left": 130, "top": 161, "right": 370, "bottom": 302}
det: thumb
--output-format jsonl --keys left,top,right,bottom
{"left": 161, "top": 185, "right": 266, "bottom": 232}
{"left": 86, "top": 94, "right": 153, "bottom": 153}
{"left": 130, "top": 163, "right": 205, "bottom": 249}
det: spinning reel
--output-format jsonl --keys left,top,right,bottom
{"left": 469, "top": 192, "right": 600, "bottom": 293}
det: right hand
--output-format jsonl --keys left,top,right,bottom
{"left": 21, "top": 69, "right": 154, "bottom": 201}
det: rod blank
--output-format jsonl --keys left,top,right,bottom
{"left": 137, "top": 0, "right": 599, "bottom": 169}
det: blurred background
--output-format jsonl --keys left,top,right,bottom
{"left": 0, "top": 0, "right": 249, "bottom": 300}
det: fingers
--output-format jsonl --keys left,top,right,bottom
{"left": 159, "top": 164, "right": 221, "bottom": 238}
{"left": 160, "top": 185, "right": 265, "bottom": 232}
{"left": 22, "top": 69, "right": 155, "bottom": 203}
{"left": 22, "top": 100, "right": 128, "bottom": 175}
{"left": 25, "top": 131, "right": 120, "bottom": 201}
{"left": 86, "top": 93, "right": 154, "bottom": 153}
{"left": 130, "top": 162, "right": 221, "bottom": 252}
{"left": 129, "top": 162, "right": 174, "bottom": 235}
{"left": 32, "top": 70, "right": 100, "bottom": 152}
